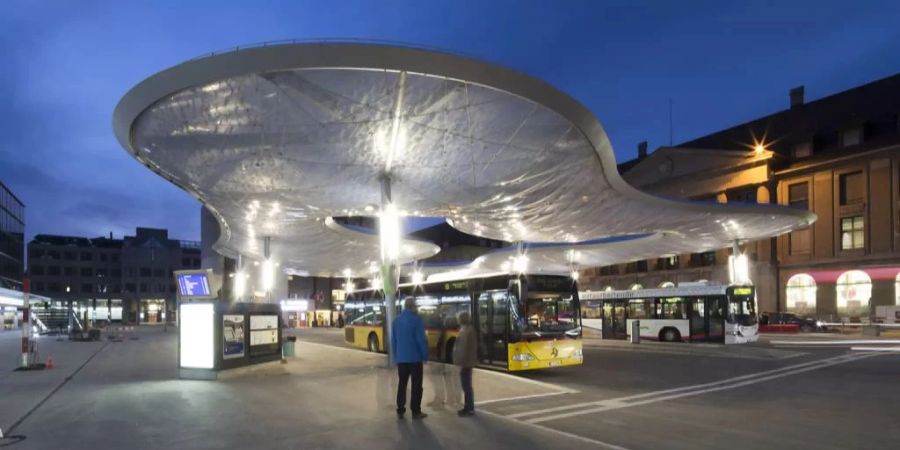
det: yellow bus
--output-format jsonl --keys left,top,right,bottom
{"left": 343, "top": 273, "right": 583, "bottom": 371}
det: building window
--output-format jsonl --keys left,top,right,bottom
{"left": 64, "top": 251, "right": 76, "bottom": 261}
{"left": 125, "top": 283, "right": 136, "bottom": 293}
{"left": 111, "top": 269, "right": 122, "bottom": 278}
{"left": 895, "top": 272, "right": 900, "bottom": 306}
{"left": 690, "top": 251, "right": 716, "bottom": 267}
{"left": 840, "top": 216, "right": 864, "bottom": 250}
{"left": 728, "top": 187, "right": 757, "bottom": 204}
{"left": 786, "top": 273, "right": 817, "bottom": 316}
{"left": 154, "top": 268, "right": 164, "bottom": 278}
{"left": 80, "top": 267, "right": 93, "bottom": 277}
{"left": 656, "top": 256, "right": 679, "bottom": 270}
{"left": 792, "top": 141, "right": 812, "bottom": 159}
{"left": 47, "top": 266, "right": 61, "bottom": 276}
{"left": 96, "top": 268, "right": 107, "bottom": 277}
{"left": 842, "top": 127, "right": 862, "bottom": 147}
{"left": 64, "top": 267, "right": 76, "bottom": 276}
{"left": 786, "top": 181, "right": 811, "bottom": 254}
{"left": 30, "top": 265, "right": 45, "bottom": 276}
{"left": 839, "top": 171, "right": 864, "bottom": 205}
{"left": 139, "top": 283, "right": 148, "bottom": 293}
{"left": 80, "top": 252, "right": 93, "bottom": 261}
{"left": 81, "top": 284, "right": 92, "bottom": 293}
{"left": 100, "top": 253, "right": 107, "bottom": 262}
{"left": 836, "top": 270, "right": 871, "bottom": 318}
{"left": 140, "top": 267, "right": 151, "bottom": 277}
{"left": 33, "top": 282, "right": 44, "bottom": 292}
{"left": 29, "top": 249, "right": 44, "bottom": 259}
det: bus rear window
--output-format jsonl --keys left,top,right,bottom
{"left": 522, "top": 292, "right": 579, "bottom": 333}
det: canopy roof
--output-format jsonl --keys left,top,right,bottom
{"left": 114, "top": 41, "right": 814, "bottom": 277}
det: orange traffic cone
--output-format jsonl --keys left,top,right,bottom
{"left": 46, "top": 354, "right": 54, "bottom": 369}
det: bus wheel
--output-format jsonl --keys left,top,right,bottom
{"left": 444, "top": 339, "right": 455, "bottom": 364}
{"left": 368, "top": 333, "right": 380, "bottom": 353}
{"left": 661, "top": 328, "right": 681, "bottom": 342}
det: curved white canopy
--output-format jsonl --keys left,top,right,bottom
{"left": 113, "top": 42, "right": 814, "bottom": 277}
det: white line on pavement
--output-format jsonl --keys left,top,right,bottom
{"left": 771, "top": 339, "right": 900, "bottom": 346}
{"left": 478, "top": 408, "right": 631, "bottom": 450}
{"left": 525, "top": 352, "right": 877, "bottom": 424}
{"left": 507, "top": 352, "right": 861, "bottom": 419}
{"left": 851, "top": 346, "right": 900, "bottom": 352}
{"left": 477, "top": 391, "right": 574, "bottom": 406}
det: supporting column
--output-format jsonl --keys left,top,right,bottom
{"left": 380, "top": 175, "right": 399, "bottom": 367}
{"left": 20, "top": 278, "right": 31, "bottom": 368}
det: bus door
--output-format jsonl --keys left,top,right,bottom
{"left": 476, "top": 290, "right": 509, "bottom": 366}
{"left": 688, "top": 297, "right": 707, "bottom": 342}
{"left": 706, "top": 297, "right": 726, "bottom": 343}
{"left": 601, "top": 300, "right": 627, "bottom": 339}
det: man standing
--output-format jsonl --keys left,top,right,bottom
{"left": 391, "top": 297, "right": 429, "bottom": 419}
{"left": 452, "top": 311, "right": 478, "bottom": 416}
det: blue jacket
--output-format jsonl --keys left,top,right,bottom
{"left": 391, "top": 309, "right": 429, "bottom": 363}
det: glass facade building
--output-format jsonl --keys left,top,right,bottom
{"left": 0, "top": 181, "right": 25, "bottom": 290}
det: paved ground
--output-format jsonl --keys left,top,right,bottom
{"left": 289, "top": 327, "right": 900, "bottom": 450}
{"left": 2, "top": 327, "right": 898, "bottom": 449}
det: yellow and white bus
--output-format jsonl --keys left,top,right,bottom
{"left": 343, "top": 273, "right": 583, "bottom": 371}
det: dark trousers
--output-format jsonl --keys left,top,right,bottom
{"left": 397, "top": 362, "right": 424, "bottom": 414}
{"left": 460, "top": 367, "right": 474, "bottom": 412}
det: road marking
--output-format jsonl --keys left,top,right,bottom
{"left": 507, "top": 352, "right": 860, "bottom": 419}
{"left": 477, "top": 391, "right": 573, "bottom": 406}
{"left": 478, "top": 408, "right": 631, "bottom": 450}
{"left": 524, "top": 352, "right": 877, "bottom": 424}
{"left": 851, "top": 346, "right": 900, "bottom": 352}
{"left": 771, "top": 339, "right": 900, "bottom": 346}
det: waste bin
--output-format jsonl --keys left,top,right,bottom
{"left": 630, "top": 320, "right": 640, "bottom": 344}
{"left": 283, "top": 336, "right": 297, "bottom": 357}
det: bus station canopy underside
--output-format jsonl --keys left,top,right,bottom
{"left": 114, "top": 42, "right": 815, "bottom": 277}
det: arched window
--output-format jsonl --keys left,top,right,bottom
{"left": 659, "top": 281, "right": 675, "bottom": 288}
{"left": 836, "top": 270, "right": 871, "bottom": 318}
{"left": 602, "top": 286, "right": 613, "bottom": 292}
{"left": 629, "top": 283, "right": 643, "bottom": 290}
{"left": 895, "top": 272, "right": 900, "bottom": 306}
{"left": 786, "top": 274, "right": 816, "bottom": 316}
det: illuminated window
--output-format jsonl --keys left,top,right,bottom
{"left": 895, "top": 272, "right": 900, "bottom": 306}
{"left": 659, "top": 281, "right": 675, "bottom": 288}
{"left": 629, "top": 283, "right": 643, "bottom": 290}
{"left": 840, "top": 216, "right": 864, "bottom": 250}
{"left": 836, "top": 270, "right": 871, "bottom": 318}
{"left": 786, "top": 274, "right": 817, "bottom": 316}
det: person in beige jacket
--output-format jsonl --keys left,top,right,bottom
{"left": 452, "top": 310, "right": 478, "bottom": 416}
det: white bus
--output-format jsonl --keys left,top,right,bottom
{"left": 580, "top": 285, "right": 758, "bottom": 344}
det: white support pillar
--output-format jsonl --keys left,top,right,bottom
{"left": 380, "top": 175, "right": 399, "bottom": 367}
{"left": 20, "top": 279, "right": 31, "bottom": 368}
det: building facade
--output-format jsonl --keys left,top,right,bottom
{"left": 1, "top": 181, "right": 25, "bottom": 329}
{"left": 0, "top": 181, "right": 25, "bottom": 291}
{"left": 27, "top": 227, "right": 201, "bottom": 324}
{"left": 583, "top": 74, "right": 900, "bottom": 321}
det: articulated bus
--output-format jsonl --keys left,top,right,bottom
{"left": 343, "top": 273, "right": 583, "bottom": 371}
{"left": 580, "top": 285, "right": 758, "bottom": 344}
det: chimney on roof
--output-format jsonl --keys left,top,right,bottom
{"left": 637, "top": 141, "right": 648, "bottom": 159}
{"left": 790, "top": 86, "right": 804, "bottom": 109}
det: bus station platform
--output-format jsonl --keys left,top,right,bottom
{"left": 0, "top": 327, "right": 590, "bottom": 449}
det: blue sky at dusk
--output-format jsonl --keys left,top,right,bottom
{"left": 2, "top": 0, "right": 900, "bottom": 242}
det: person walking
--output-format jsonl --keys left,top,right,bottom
{"left": 391, "top": 297, "right": 429, "bottom": 420}
{"left": 452, "top": 310, "right": 477, "bottom": 417}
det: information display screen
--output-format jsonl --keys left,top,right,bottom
{"left": 176, "top": 272, "right": 212, "bottom": 299}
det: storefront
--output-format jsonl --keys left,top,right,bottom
{"left": 783, "top": 266, "right": 900, "bottom": 320}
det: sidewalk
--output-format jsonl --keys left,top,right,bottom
{"left": 2, "top": 327, "right": 589, "bottom": 450}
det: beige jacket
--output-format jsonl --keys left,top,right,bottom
{"left": 452, "top": 325, "right": 478, "bottom": 368}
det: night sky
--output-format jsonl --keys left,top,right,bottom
{"left": 2, "top": 0, "right": 900, "bottom": 243}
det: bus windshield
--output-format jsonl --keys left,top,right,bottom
{"left": 522, "top": 292, "right": 580, "bottom": 334}
{"left": 727, "top": 296, "right": 757, "bottom": 326}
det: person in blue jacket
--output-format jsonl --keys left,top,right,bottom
{"left": 392, "top": 296, "right": 430, "bottom": 419}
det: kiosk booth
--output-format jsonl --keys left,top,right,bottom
{"left": 175, "top": 270, "right": 283, "bottom": 380}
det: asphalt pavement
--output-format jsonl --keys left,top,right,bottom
{"left": 289, "top": 327, "right": 900, "bottom": 450}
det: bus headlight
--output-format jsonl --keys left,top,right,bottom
{"left": 512, "top": 353, "right": 535, "bottom": 362}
